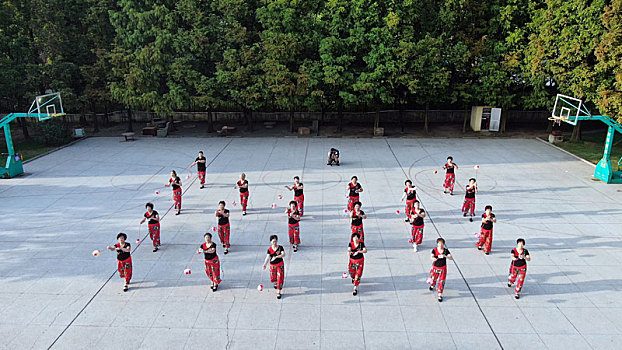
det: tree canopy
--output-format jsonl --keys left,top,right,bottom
{"left": 0, "top": 0, "right": 620, "bottom": 122}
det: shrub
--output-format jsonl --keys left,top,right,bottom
{"left": 34, "top": 119, "right": 71, "bottom": 146}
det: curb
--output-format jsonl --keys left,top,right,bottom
{"left": 23, "top": 136, "right": 91, "bottom": 164}
{"left": 535, "top": 136, "right": 596, "bottom": 168}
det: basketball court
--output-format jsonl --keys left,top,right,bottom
{"left": 1, "top": 136, "right": 621, "bottom": 349}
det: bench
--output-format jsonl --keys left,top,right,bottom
{"left": 121, "top": 132, "right": 135, "bottom": 142}
{"left": 142, "top": 126, "right": 157, "bottom": 136}
{"left": 217, "top": 126, "right": 236, "bottom": 136}
{"left": 264, "top": 121, "right": 276, "bottom": 129}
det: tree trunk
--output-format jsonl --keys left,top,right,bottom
{"left": 500, "top": 110, "right": 507, "bottom": 133}
{"left": 126, "top": 109, "right": 133, "bottom": 132}
{"left": 399, "top": 105, "right": 405, "bottom": 133}
{"left": 424, "top": 102, "right": 429, "bottom": 134}
{"left": 18, "top": 118, "right": 30, "bottom": 139}
{"left": 244, "top": 109, "right": 253, "bottom": 132}
{"left": 103, "top": 104, "right": 109, "bottom": 127}
{"left": 374, "top": 109, "right": 380, "bottom": 133}
{"left": 207, "top": 109, "right": 214, "bottom": 133}
{"left": 570, "top": 121, "right": 582, "bottom": 142}
{"left": 462, "top": 109, "right": 469, "bottom": 133}
{"left": 168, "top": 115, "right": 176, "bottom": 132}
{"left": 289, "top": 109, "right": 294, "bottom": 133}
{"left": 337, "top": 104, "right": 343, "bottom": 133}
{"left": 93, "top": 113, "right": 99, "bottom": 132}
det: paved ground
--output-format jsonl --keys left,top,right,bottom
{"left": 1, "top": 136, "right": 621, "bottom": 350}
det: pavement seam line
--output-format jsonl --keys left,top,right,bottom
{"left": 46, "top": 139, "right": 233, "bottom": 349}
{"left": 386, "top": 138, "right": 504, "bottom": 350}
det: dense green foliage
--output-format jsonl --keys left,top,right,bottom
{"left": 0, "top": 0, "right": 620, "bottom": 121}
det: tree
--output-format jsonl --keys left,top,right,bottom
{"left": 595, "top": 0, "right": 622, "bottom": 123}
{"left": 256, "top": 0, "right": 323, "bottom": 132}
{"left": 525, "top": 0, "right": 608, "bottom": 140}
{"left": 109, "top": 1, "right": 195, "bottom": 119}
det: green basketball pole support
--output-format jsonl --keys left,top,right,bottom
{"left": 575, "top": 115, "right": 622, "bottom": 184}
{"left": 594, "top": 126, "right": 616, "bottom": 183}
{"left": 0, "top": 112, "right": 57, "bottom": 179}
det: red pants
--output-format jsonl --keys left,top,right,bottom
{"left": 173, "top": 188, "right": 182, "bottom": 210}
{"left": 239, "top": 192, "right": 249, "bottom": 211}
{"left": 509, "top": 265, "right": 526, "bottom": 294}
{"left": 405, "top": 199, "right": 416, "bottom": 216}
{"left": 347, "top": 196, "right": 359, "bottom": 211}
{"left": 294, "top": 194, "right": 304, "bottom": 216}
{"left": 198, "top": 171, "right": 206, "bottom": 185}
{"left": 477, "top": 228, "right": 493, "bottom": 253}
{"left": 444, "top": 174, "right": 455, "bottom": 192}
{"left": 349, "top": 257, "right": 364, "bottom": 286}
{"left": 288, "top": 223, "right": 300, "bottom": 245}
{"left": 270, "top": 262, "right": 285, "bottom": 290}
{"left": 428, "top": 266, "right": 447, "bottom": 294}
{"left": 351, "top": 225, "right": 364, "bottom": 241}
{"left": 462, "top": 198, "right": 475, "bottom": 216}
{"left": 218, "top": 224, "right": 231, "bottom": 248}
{"left": 117, "top": 257, "right": 132, "bottom": 284}
{"left": 148, "top": 223, "right": 160, "bottom": 247}
{"left": 411, "top": 225, "right": 424, "bottom": 245}
{"left": 205, "top": 257, "right": 221, "bottom": 284}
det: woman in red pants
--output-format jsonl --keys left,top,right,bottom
{"left": 508, "top": 238, "right": 530, "bottom": 299}
{"left": 401, "top": 180, "right": 417, "bottom": 222}
{"left": 215, "top": 201, "right": 231, "bottom": 254}
{"left": 140, "top": 202, "right": 160, "bottom": 252}
{"left": 350, "top": 201, "right": 366, "bottom": 241}
{"left": 348, "top": 233, "right": 367, "bottom": 296}
{"left": 234, "top": 173, "right": 249, "bottom": 215}
{"left": 286, "top": 201, "right": 301, "bottom": 252}
{"left": 428, "top": 238, "right": 452, "bottom": 302}
{"left": 107, "top": 233, "right": 132, "bottom": 292}
{"left": 198, "top": 232, "right": 221, "bottom": 291}
{"left": 346, "top": 176, "right": 363, "bottom": 211}
{"left": 477, "top": 205, "right": 496, "bottom": 254}
{"left": 442, "top": 157, "right": 458, "bottom": 195}
{"left": 285, "top": 176, "right": 304, "bottom": 216}
{"left": 263, "top": 235, "right": 286, "bottom": 299}
{"left": 165, "top": 170, "right": 182, "bottom": 215}
{"left": 462, "top": 178, "right": 477, "bottom": 221}
{"left": 409, "top": 201, "right": 425, "bottom": 252}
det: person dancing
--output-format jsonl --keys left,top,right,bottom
{"left": 263, "top": 235, "right": 286, "bottom": 299}
{"left": 346, "top": 176, "right": 363, "bottom": 211}
{"left": 198, "top": 233, "right": 221, "bottom": 291}
{"left": 508, "top": 238, "right": 530, "bottom": 299}
{"left": 234, "top": 173, "right": 249, "bottom": 215}
{"left": 107, "top": 233, "right": 132, "bottom": 292}
{"left": 462, "top": 178, "right": 478, "bottom": 221}
{"left": 428, "top": 238, "right": 453, "bottom": 302}
{"left": 442, "top": 157, "right": 458, "bottom": 195}
{"left": 350, "top": 201, "right": 366, "bottom": 241}
{"left": 140, "top": 202, "right": 160, "bottom": 252}
{"left": 165, "top": 170, "right": 182, "bottom": 215}
{"left": 286, "top": 201, "right": 301, "bottom": 252}
{"left": 409, "top": 201, "right": 426, "bottom": 252}
{"left": 190, "top": 151, "right": 207, "bottom": 189}
{"left": 477, "top": 205, "right": 496, "bottom": 254}
{"left": 401, "top": 180, "right": 417, "bottom": 222}
{"left": 348, "top": 233, "right": 367, "bottom": 296}
{"left": 285, "top": 176, "right": 304, "bottom": 216}
{"left": 215, "top": 201, "right": 231, "bottom": 254}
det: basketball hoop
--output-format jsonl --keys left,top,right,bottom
{"left": 548, "top": 115, "right": 565, "bottom": 127}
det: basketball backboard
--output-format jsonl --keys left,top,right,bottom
{"left": 28, "top": 92, "right": 64, "bottom": 120}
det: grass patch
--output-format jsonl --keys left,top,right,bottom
{"left": 1, "top": 138, "right": 68, "bottom": 161}
{"left": 555, "top": 131, "right": 622, "bottom": 166}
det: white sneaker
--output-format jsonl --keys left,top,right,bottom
{"left": 413, "top": 244, "right": 418, "bottom": 252}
